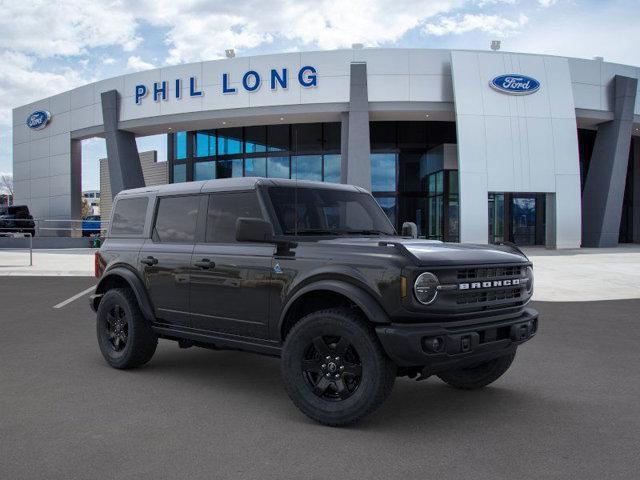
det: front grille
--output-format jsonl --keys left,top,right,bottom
{"left": 457, "top": 266, "right": 522, "bottom": 280}
{"left": 457, "top": 287, "right": 522, "bottom": 305}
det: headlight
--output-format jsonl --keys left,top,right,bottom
{"left": 525, "top": 266, "right": 534, "bottom": 294}
{"left": 414, "top": 272, "right": 440, "bottom": 305}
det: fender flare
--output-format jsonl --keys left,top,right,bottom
{"left": 95, "top": 267, "right": 156, "bottom": 323}
{"left": 278, "top": 279, "right": 390, "bottom": 334}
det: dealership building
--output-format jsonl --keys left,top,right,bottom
{"left": 11, "top": 48, "right": 640, "bottom": 247}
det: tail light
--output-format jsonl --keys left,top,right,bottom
{"left": 94, "top": 251, "right": 104, "bottom": 278}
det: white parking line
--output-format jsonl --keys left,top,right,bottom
{"left": 53, "top": 285, "right": 96, "bottom": 309}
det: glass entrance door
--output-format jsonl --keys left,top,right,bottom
{"left": 510, "top": 195, "right": 537, "bottom": 246}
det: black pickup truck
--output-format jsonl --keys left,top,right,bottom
{"left": 91, "top": 178, "right": 537, "bottom": 426}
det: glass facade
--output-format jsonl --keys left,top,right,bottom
{"left": 369, "top": 121, "right": 459, "bottom": 241}
{"left": 169, "top": 120, "right": 464, "bottom": 242}
{"left": 168, "top": 123, "right": 341, "bottom": 184}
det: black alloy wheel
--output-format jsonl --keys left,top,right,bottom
{"left": 281, "top": 308, "right": 396, "bottom": 426}
{"left": 105, "top": 304, "right": 129, "bottom": 352}
{"left": 96, "top": 288, "right": 158, "bottom": 369}
{"left": 302, "top": 335, "right": 363, "bottom": 401}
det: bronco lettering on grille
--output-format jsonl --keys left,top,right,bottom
{"left": 459, "top": 279, "right": 520, "bottom": 290}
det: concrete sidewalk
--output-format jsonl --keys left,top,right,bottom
{"left": 0, "top": 245, "right": 639, "bottom": 301}
{"left": 0, "top": 248, "right": 95, "bottom": 276}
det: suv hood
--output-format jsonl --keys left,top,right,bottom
{"left": 317, "top": 237, "right": 528, "bottom": 266}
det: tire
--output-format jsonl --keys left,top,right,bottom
{"left": 281, "top": 308, "right": 396, "bottom": 427}
{"left": 96, "top": 288, "right": 158, "bottom": 369}
{"left": 437, "top": 352, "right": 516, "bottom": 390}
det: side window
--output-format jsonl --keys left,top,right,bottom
{"left": 206, "top": 192, "right": 263, "bottom": 243}
{"left": 153, "top": 195, "right": 200, "bottom": 243}
{"left": 110, "top": 197, "right": 148, "bottom": 236}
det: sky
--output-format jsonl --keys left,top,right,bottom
{"left": 0, "top": 0, "right": 639, "bottom": 192}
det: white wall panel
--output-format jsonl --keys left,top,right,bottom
{"left": 70, "top": 104, "right": 97, "bottom": 130}
{"left": 49, "top": 92, "right": 71, "bottom": 115}
{"left": 368, "top": 75, "right": 409, "bottom": 102}
{"left": 29, "top": 137, "right": 50, "bottom": 160}
{"left": 69, "top": 84, "right": 94, "bottom": 110}
{"left": 13, "top": 123, "right": 29, "bottom": 144}
{"left": 49, "top": 154, "right": 71, "bottom": 177}
{"left": 409, "top": 50, "right": 451, "bottom": 75}
{"left": 569, "top": 58, "right": 601, "bottom": 85}
{"left": 50, "top": 133, "right": 70, "bottom": 156}
{"left": 29, "top": 157, "right": 50, "bottom": 179}
{"left": 409, "top": 75, "right": 453, "bottom": 102}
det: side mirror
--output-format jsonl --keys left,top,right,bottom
{"left": 401, "top": 221, "right": 418, "bottom": 239}
{"left": 236, "top": 217, "right": 274, "bottom": 243}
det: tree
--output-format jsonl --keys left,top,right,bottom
{"left": 0, "top": 173, "right": 13, "bottom": 206}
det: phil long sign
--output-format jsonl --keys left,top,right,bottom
{"left": 490, "top": 74, "right": 540, "bottom": 95}
{"left": 135, "top": 66, "right": 318, "bottom": 105}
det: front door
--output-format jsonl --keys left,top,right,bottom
{"left": 139, "top": 194, "right": 200, "bottom": 327}
{"left": 510, "top": 195, "right": 537, "bottom": 246}
{"left": 189, "top": 191, "right": 273, "bottom": 339}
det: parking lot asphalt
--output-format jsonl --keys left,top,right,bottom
{"left": 1, "top": 277, "right": 639, "bottom": 480}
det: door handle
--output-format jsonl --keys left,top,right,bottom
{"left": 141, "top": 256, "right": 158, "bottom": 266}
{"left": 194, "top": 258, "right": 214, "bottom": 269}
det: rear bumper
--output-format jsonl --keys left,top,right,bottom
{"left": 375, "top": 307, "right": 538, "bottom": 370}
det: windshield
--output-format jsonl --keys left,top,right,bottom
{"left": 268, "top": 186, "right": 396, "bottom": 236}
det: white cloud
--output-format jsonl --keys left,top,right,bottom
{"left": 538, "top": 0, "right": 558, "bottom": 7}
{"left": 424, "top": 13, "right": 529, "bottom": 36}
{"left": 135, "top": 0, "right": 465, "bottom": 64}
{"left": 0, "top": 51, "right": 86, "bottom": 125}
{"left": 102, "top": 57, "right": 116, "bottom": 65}
{"left": 0, "top": 0, "right": 141, "bottom": 57}
{"left": 126, "top": 56, "right": 156, "bottom": 72}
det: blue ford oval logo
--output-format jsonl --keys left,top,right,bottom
{"left": 26, "top": 110, "right": 51, "bottom": 130}
{"left": 490, "top": 74, "right": 540, "bottom": 95}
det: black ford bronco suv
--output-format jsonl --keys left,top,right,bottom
{"left": 91, "top": 177, "right": 537, "bottom": 426}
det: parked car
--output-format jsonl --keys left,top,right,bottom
{"left": 0, "top": 205, "right": 35, "bottom": 237}
{"left": 82, "top": 215, "right": 102, "bottom": 237}
{"left": 91, "top": 178, "right": 537, "bottom": 426}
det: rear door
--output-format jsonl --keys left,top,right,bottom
{"left": 139, "top": 194, "right": 200, "bottom": 327}
{"left": 189, "top": 191, "right": 274, "bottom": 339}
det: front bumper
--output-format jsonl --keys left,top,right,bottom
{"left": 376, "top": 307, "right": 538, "bottom": 371}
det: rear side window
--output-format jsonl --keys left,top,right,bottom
{"left": 206, "top": 192, "right": 263, "bottom": 243}
{"left": 110, "top": 197, "right": 148, "bottom": 236}
{"left": 153, "top": 195, "right": 200, "bottom": 243}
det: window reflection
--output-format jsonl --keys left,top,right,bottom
{"left": 217, "top": 128, "right": 243, "bottom": 155}
{"left": 217, "top": 159, "right": 243, "bottom": 178}
{"left": 267, "top": 157, "right": 290, "bottom": 178}
{"left": 194, "top": 161, "right": 216, "bottom": 181}
{"left": 175, "top": 132, "right": 187, "bottom": 160}
{"left": 371, "top": 153, "right": 397, "bottom": 192}
{"left": 173, "top": 163, "right": 186, "bottom": 182}
{"left": 292, "top": 155, "right": 322, "bottom": 181}
{"left": 245, "top": 126, "right": 267, "bottom": 153}
{"left": 245, "top": 157, "right": 266, "bottom": 177}
{"left": 195, "top": 131, "right": 215, "bottom": 157}
{"left": 323, "top": 154, "right": 341, "bottom": 183}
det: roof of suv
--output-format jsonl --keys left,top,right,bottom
{"left": 117, "top": 177, "right": 366, "bottom": 197}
